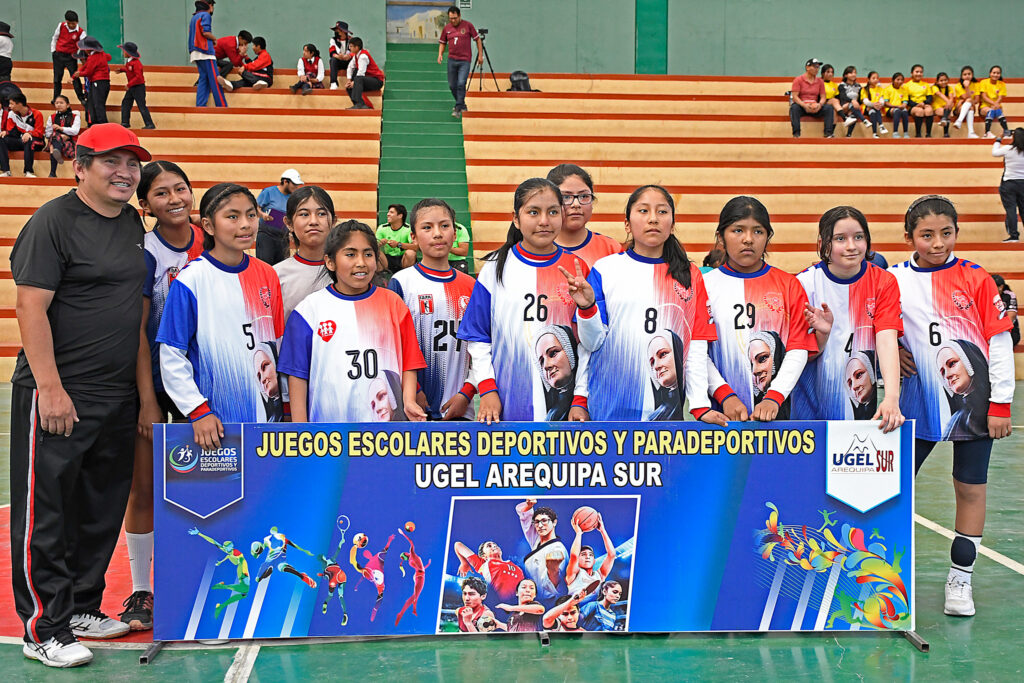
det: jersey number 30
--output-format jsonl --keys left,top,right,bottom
{"left": 346, "top": 349, "right": 378, "bottom": 379}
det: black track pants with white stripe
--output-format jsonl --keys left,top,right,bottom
{"left": 9, "top": 384, "right": 136, "bottom": 643}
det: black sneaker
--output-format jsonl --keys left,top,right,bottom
{"left": 119, "top": 590, "right": 154, "bottom": 631}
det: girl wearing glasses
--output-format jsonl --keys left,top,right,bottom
{"left": 547, "top": 164, "right": 623, "bottom": 266}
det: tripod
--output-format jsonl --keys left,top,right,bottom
{"left": 467, "top": 33, "right": 500, "bottom": 93}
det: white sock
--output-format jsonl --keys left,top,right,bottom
{"left": 126, "top": 531, "right": 154, "bottom": 593}
{"left": 966, "top": 108, "right": 975, "bottom": 129}
{"left": 956, "top": 102, "right": 970, "bottom": 125}
{"left": 948, "top": 566, "right": 972, "bottom": 585}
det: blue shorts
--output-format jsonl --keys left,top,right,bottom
{"left": 914, "top": 438, "right": 993, "bottom": 485}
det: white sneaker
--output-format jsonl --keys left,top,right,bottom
{"left": 252, "top": 81, "right": 268, "bottom": 91}
{"left": 985, "top": 132, "right": 996, "bottom": 139}
{"left": 953, "top": 120, "right": 962, "bottom": 129}
{"left": 968, "top": 131, "right": 980, "bottom": 139}
{"left": 879, "top": 124, "right": 889, "bottom": 134}
{"left": 330, "top": 83, "right": 338, "bottom": 90}
{"left": 217, "top": 75, "right": 233, "bottom": 92}
{"left": 24, "top": 172, "right": 37, "bottom": 178}
{"left": 892, "top": 132, "right": 901, "bottom": 139}
{"left": 70, "top": 610, "right": 130, "bottom": 639}
{"left": 23, "top": 631, "right": 93, "bottom": 668}
{"left": 872, "top": 133, "right": 880, "bottom": 139}
{"left": 944, "top": 577, "right": 975, "bottom": 616}
{"left": 844, "top": 116, "right": 857, "bottom": 126}
{"left": 0, "top": 171, "right": 11, "bottom": 177}
{"left": 862, "top": 119, "right": 872, "bottom": 128}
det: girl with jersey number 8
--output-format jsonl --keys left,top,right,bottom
{"left": 889, "top": 196, "right": 1014, "bottom": 618}
{"left": 157, "top": 183, "right": 286, "bottom": 452}
{"left": 795, "top": 206, "right": 904, "bottom": 431}
{"left": 701, "top": 197, "right": 817, "bottom": 422}
{"left": 278, "top": 221, "right": 427, "bottom": 423}
{"left": 457, "top": 178, "right": 591, "bottom": 424}
{"left": 562, "top": 185, "right": 726, "bottom": 424}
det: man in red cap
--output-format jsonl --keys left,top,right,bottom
{"left": 10, "top": 123, "right": 152, "bottom": 668}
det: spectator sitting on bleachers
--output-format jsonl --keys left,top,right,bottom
{"left": 345, "top": 37, "right": 384, "bottom": 110}
{"left": 0, "top": 21, "right": 12, "bottom": 83}
{"left": 215, "top": 30, "right": 251, "bottom": 78}
{"left": 978, "top": 65, "right": 1011, "bottom": 139}
{"left": 44, "top": 94, "right": 80, "bottom": 177}
{"left": 904, "top": 64, "right": 935, "bottom": 138}
{"left": 327, "top": 21, "right": 352, "bottom": 90}
{"left": 837, "top": 66, "right": 871, "bottom": 137}
{"left": 701, "top": 247, "right": 725, "bottom": 274}
{"left": 860, "top": 71, "right": 888, "bottom": 138}
{"left": 821, "top": 65, "right": 842, "bottom": 129}
{"left": 952, "top": 66, "right": 979, "bottom": 137}
{"left": 883, "top": 72, "right": 909, "bottom": 139}
{"left": 790, "top": 58, "right": 834, "bottom": 138}
{"left": 0, "top": 93, "right": 45, "bottom": 177}
{"left": 992, "top": 274, "right": 1019, "bottom": 346}
{"left": 220, "top": 36, "right": 273, "bottom": 92}
{"left": 290, "top": 44, "right": 325, "bottom": 96}
{"left": 932, "top": 72, "right": 953, "bottom": 138}
{"left": 449, "top": 221, "right": 472, "bottom": 273}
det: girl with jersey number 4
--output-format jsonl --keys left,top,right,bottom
{"left": 458, "top": 178, "right": 591, "bottom": 424}
{"left": 278, "top": 221, "right": 427, "bottom": 423}
{"left": 889, "top": 196, "right": 1014, "bottom": 618}
{"left": 794, "top": 206, "right": 904, "bottom": 430}
{"left": 562, "top": 185, "right": 726, "bottom": 424}
{"left": 702, "top": 197, "right": 817, "bottom": 422}
{"left": 157, "top": 183, "right": 286, "bottom": 451}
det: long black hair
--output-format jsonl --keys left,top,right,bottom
{"left": 303, "top": 43, "right": 320, "bottom": 60}
{"left": 199, "top": 182, "right": 258, "bottom": 250}
{"left": 904, "top": 195, "right": 958, "bottom": 237}
{"left": 324, "top": 220, "right": 379, "bottom": 284}
{"left": 625, "top": 185, "right": 691, "bottom": 288}
{"left": 1010, "top": 128, "right": 1024, "bottom": 154}
{"left": 486, "top": 177, "right": 561, "bottom": 283}
{"left": 818, "top": 206, "right": 871, "bottom": 264}
{"left": 715, "top": 195, "right": 774, "bottom": 263}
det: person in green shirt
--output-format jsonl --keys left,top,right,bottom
{"left": 448, "top": 221, "right": 472, "bottom": 273}
{"left": 376, "top": 203, "right": 415, "bottom": 273}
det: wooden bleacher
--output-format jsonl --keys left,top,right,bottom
{"left": 0, "top": 61, "right": 383, "bottom": 376}
{"left": 462, "top": 73, "right": 1024, "bottom": 377}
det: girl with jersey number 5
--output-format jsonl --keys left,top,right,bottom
{"left": 702, "top": 197, "right": 817, "bottom": 422}
{"left": 157, "top": 183, "right": 286, "bottom": 451}
{"left": 457, "top": 178, "right": 590, "bottom": 424}
{"left": 888, "top": 196, "right": 1014, "bottom": 618}
{"left": 278, "top": 221, "right": 427, "bottom": 423}
{"left": 795, "top": 206, "right": 904, "bottom": 431}
{"left": 562, "top": 185, "right": 726, "bottom": 425}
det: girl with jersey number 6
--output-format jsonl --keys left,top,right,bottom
{"left": 278, "top": 221, "right": 427, "bottom": 423}
{"left": 702, "top": 197, "right": 817, "bottom": 422}
{"left": 888, "top": 195, "right": 1014, "bottom": 618}
{"left": 793, "top": 206, "right": 905, "bottom": 431}
{"left": 561, "top": 185, "right": 726, "bottom": 425}
{"left": 457, "top": 178, "right": 591, "bottom": 424}
{"left": 157, "top": 183, "right": 285, "bottom": 451}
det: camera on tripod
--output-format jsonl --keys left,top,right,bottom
{"left": 478, "top": 28, "right": 488, "bottom": 36}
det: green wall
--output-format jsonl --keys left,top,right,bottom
{"left": 2, "top": 0, "right": 386, "bottom": 67}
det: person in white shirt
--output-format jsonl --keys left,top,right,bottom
{"left": 992, "top": 128, "right": 1024, "bottom": 242}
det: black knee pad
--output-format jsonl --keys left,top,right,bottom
{"left": 950, "top": 535, "right": 978, "bottom": 567}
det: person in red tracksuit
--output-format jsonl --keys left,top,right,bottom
{"left": 0, "top": 93, "right": 45, "bottom": 177}
{"left": 73, "top": 36, "right": 111, "bottom": 125}
{"left": 345, "top": 37, "right": 384, "bottom": 109}
{"left": 290, "top": 44, "right": 325, "bottom": 95}
{"left": 220, "top": 36, "right": 273, "bottom": 91}
{"left": 215, "top": 30, "right": 252, "bottom": 78}
{"left": 116, "top": 42, "right": 155, "bottom": 130}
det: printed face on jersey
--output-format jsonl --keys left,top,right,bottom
{"left": 626, "top": 189, "right": 674, "bottom": 256}
{"left": 412, "top": 205, "right": 456, "bottom": 260}
{"left": 140, "top": 170, "right": 193, "bottom": 228}
{"left": 907, "top": 213, "right": 957, "bottom": 268}
{"left": 252, "top": 347, "right": 279, "bottom": 398}
{"left": 558, "top": 174, "right": 594, "bottom": 233}
{"left": 648, "top": 333, "right": 678, "bottom": 389}
{"left": 78, "top": 150, "right": 142, "bottom": 208}
{"left": 327, "top": 231, "right": 376, "bottom": 295}
{"left": 517, "top": 579, "right": 537, "bottom": 603}
{"left": 203, "top": 193, "right": 258, "bottom": 253}
{"left": 828, "top": 217, "right": 868, "bottom": 274}
{"left": 513, "top": 187, "right": 562, "bottom": 253}
{"left": 722, "top": 218, "right": 768, "bottom": 271}
{"left": 749, "top": 339, "right": 773, "bottom": 393}
{"left": 936, "top": 345, "right": 973, "bottom": 395}
{"left": 367, "top": 376, "right": 396, "bottom": 421}
{"left": 289, "top": 196, "right": 331, "bottom": 251}
{"left": 845, "top": 356, "right": 873, "bottom": 404}
{"left": 535, "top": 332, "right": 573, "bottom": 389}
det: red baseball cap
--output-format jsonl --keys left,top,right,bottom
{"left": 76, "top": 123, "right": 152, "bottom": 162}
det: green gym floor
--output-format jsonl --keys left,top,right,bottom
{"left": 0, "top": 382, "right": 1022, "bottom": 681}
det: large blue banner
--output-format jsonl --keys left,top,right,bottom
{"left": 154, "top": 420, "right": 914, "bottom": 640}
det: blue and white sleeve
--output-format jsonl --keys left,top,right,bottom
{"left": 277, "top": 310, "right": 314, "bottom": 381}
{"left": 577, "top": 267, "right": 609, "bottom": 351}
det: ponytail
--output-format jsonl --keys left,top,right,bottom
{"left": 486, "top": 177, "right": 559, "bottom": 283}
{"left": 487, "top": 222, "right": 524, "bottom": 284}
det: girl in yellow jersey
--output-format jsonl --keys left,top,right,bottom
{"left": 978, "top": 65, "right": 1011, "bottom": 138}
{"left": 932, "top": 72, "right": 953, "bottom": 138}
{"left": 821, "top": 65, "right": 842, "bottom": 134}
{"left": 952, "top": 65, "right": 979, "bottom": 138}
{"left": 883, "top": 72, "right": 910, "bottom": 138}
{"left": 905, "top": 64, "right": 936, "bottom": 138}
{"left": 860, "top": 71, "right": 889, "bottom": 138}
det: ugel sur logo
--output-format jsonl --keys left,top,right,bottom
{"left": 831, "top": 435, "right": 895, "bottom": 472}
{"left": 168, "top": 444, "right": 199, "bottom": 474}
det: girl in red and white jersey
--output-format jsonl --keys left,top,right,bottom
{"left": 794, "top": 206, "right": 904, "bottom": 429}
{"left": 703, "top": 197, "right": 817, "bottom": 421}
{"left": 290, "top": 43, "right": 324, "bottom": 95}
{"left": 44, "top": 95, "right": 80, "bottom": 178}
{"left": 889, "top": 195, "right": 1014, "bottom": 617}
{"left": 546, "top": 164, "right": 623, "bottom": 267}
